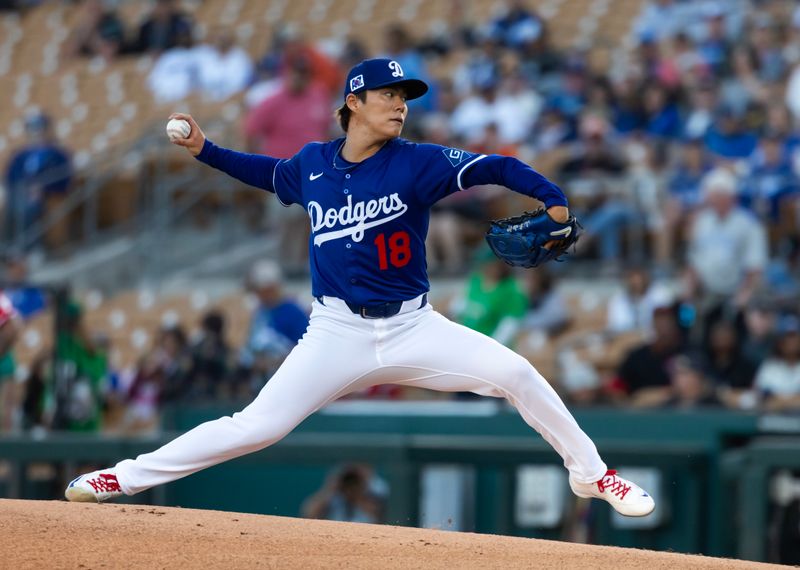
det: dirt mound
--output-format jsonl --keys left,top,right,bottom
{"left": 0, "top": 499, "right": 777, "bottom": 569}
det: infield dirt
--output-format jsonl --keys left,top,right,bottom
{"left": 0, "top": 499, "right": 780, "bottom": 569}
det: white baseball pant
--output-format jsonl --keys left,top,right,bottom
{"left": 115, "top": 295, "right": 607, "bottom": 494}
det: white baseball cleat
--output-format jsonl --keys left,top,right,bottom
{"left": 570, "top": 469, "right": 655, "bottom": 517}
{"left": 65, "top": 469, "right": 124, "bottom": 503}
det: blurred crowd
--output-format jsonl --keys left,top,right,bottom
{"left": 0, "top": 256, "right": 311, "bottom": 433}
{"left": 2, "top": 0, "right": 800, "bottom": 431}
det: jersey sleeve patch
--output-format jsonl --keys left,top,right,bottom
{"left": 442, "top": 147, "right": 476, "bottom": 167}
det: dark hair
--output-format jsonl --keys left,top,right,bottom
{"left": 201, "top": 311, "right": 225, "bottom": 335}
{"left": 162, "top": 325, "right": 188, "bottom": 349}
{"left": 336, "top": 91, "right": 367, "bottom": 132}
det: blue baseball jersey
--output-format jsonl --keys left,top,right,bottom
{"left": 271, "top": 137, "right": 485, "bottom": 304}
{"left": 196, "top": 136, "right": 567, "bottom": 306}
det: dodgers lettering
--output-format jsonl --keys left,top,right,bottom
{"left": 270, "top": 137, "right": 482, "bottom": 304}
{"left": 307, "top": 193, "right": 408, "bottom": 246}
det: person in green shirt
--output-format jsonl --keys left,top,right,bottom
{"left": 53, "top": 301, "right": 109, "bottom": 432}
{"left": 456, "top": 249, "right": 528, "bottom": 347}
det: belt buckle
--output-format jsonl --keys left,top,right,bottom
{"left": 360, "top": 306, "right": 381, "bottom": 319}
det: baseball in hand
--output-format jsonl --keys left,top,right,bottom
{"left": 166, "top": 118, "right": 191, "bottom": 142}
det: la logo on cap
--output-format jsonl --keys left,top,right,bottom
{"left": 389, "top": 61, "right": 403, "bottom": 77}
{"left": 350, "top": 74, "right": 364, "bottom": 92}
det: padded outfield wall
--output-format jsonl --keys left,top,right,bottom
{"left": 1, "top": 403, "right": 799, "bottom": 564}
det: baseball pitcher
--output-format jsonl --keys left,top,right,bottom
{"left": 66, "top": 59, "right": 654, "bottom": 518}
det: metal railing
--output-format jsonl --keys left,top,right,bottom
{"left": 1, "top": 117, "right": 261, "bottom": 289}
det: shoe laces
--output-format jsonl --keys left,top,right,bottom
{"left": 86, "top": 473, "right": 121, "bottom": 494}
{"left": 597, "top": 470, "right": 631, "bottom": 500}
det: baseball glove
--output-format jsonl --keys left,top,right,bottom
{"left": 485, "top": 209, "right": 582, "bottom": 268}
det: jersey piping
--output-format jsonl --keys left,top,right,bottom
{"left": 457, "top": 154, "right": 487, "bottom": 191}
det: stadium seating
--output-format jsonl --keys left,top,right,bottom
{"left": 0, "top": 0, "right": 649, "bottom": 172}
{"left": 4, "top": 0, "right": 659, "bottom": 388}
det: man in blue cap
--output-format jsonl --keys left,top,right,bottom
{"left": 66, "top": 59, "right": 655, "bottom": 518}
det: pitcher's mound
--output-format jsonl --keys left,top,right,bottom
{"left": 0, "top": 499, "right": 777, "bottom": 569}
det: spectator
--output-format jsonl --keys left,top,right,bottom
{"left": 4, "top": 112, "right": 72, "bottom": 250}
{"left": 0, "top": 291, "right": 20, "bottom": 431}
{"left": 244, "top": 55, "right": 330, "bottom": 158}
{"left": 614, "top": 305, "right": 685, "bottom": 405}
{"left": 695, "top": 8, "right": 732, "bottom": 77}
{"left": 63, "top": 0, "right": 126, "bottom": 61}
{"left": 519, "top": 268, "right": 569, "bottom": 337}
{"left": 682, "top": 81, "right": 718, "bottom": 139}
{"left": 663, "top": 138, "right": 712, "bottom": 261}
{"left": 643, "top": 84, "right": 681, "bottom": 139}
{"left": 666, "top": 138, "right": 712, "bottom": 214}
{"left": 454, "top": 252, "right": 527, "bottom": 347}
{"left": 280, "top": 31, "right": 343, "bottom": 98}
{"left": 195, "top": 29, "right": 254, "bottom": 101}
{"left": 584, "top": 77, "right": 615, "bottom": 123}
{"left": 244, "top": 55, "right": 328, "bottom": 273}
{"left": 245, "top": 25, "right": 299, "bottom": 108}
{"left": 719, "top": 46, "right": 768, "bottom": 116}
{"left": 470, "top": 123, "right": 518, "bottom": 157}
{"left": 764, "top": 105, "right": 799, "bottom": 149}
{"left": 529, "top": 105, "right": 571, "bottom": 155}
{"left": 302, "top": 464, "right": 387, "bottom": 524}
{"left": 784, "top": 60, "right": 800, "bottom": 123}
{"left": 743, "top": 133, "right": 798, "bottom": 225}
{"left": 704, "top": 107, "right": 758, "bottom": 160}
{"left": 21, "top": 353, "right": 47, "bottom": 431}
{"left": 452, "top": 36, "right": 502, "bottom": 94}
{"left": 749, "top": 15, "right": 784, "bottom": 83}
{"left": 493, "top": 72, "right": 544, "bottom": 145}
{"left": 705, "top": 319, "right": 757, "bottom": 399}
{"left": 450, "top": 78, "right": 502, "bottom": 145}
{"left": 243, "top": 55, "right": 283, "bottom": 110}
{"left": 123, "top": 325, "right": 191, "bottom": 431}
{"left": 383, "top": 24, "right": 436, "bottom": 112}
{"left": 418, "top": 0, "right": 478, "bottom": 56}
{"left": 783, "top": 6, "right": 800, "bottom": 67}
{"left": 559, "top": 348, "right": 603, "bottom": 407}
{"left": 625, "top": 140, "right": 670, "bottom": 265}
{"left": 487, "top": 0, "right": 543, "bottom": 50}
{"left": 188, "top": 310, "right": 232, "bottom": 400}
{"left": 611, "top": 73, "right": 646, "bottom": 134}
{"left": 558, "top": 114, "right": 626, "bottom": 180}
{"left": 129, "top": 0, "right": 193, "bottom": 54}
{"left": 146, "top": 27, "right": 197, "bottom": 103}
{"left": 54, "top": 301, "right": 109, "bottom": 431}
{"left": 607, "top": 266, "right": 672, "bottom": 335}
{"left": 517, "top": 24, "right": 562, "bottom": 82}
{"left": 635, "top": 0, "right": 684, "bottom": 44}
{"left": 548, "top": 61, "right": 588, "bottom": 121}
{"left": 635, "top": 36, "right": 676, "bottom": 88}
{"left": 238, "top": 260, "right": 309, "bottom": 392}
{"left": 686, "top": 168, "right": 768, "bottom": 308}
{"left": 560, "top": 115, "right": 629, "bottom": 262}
{"left": 2, "top": 254, "right": 45, "bottom": 319}
{"left": 662, "top": 354, "right": 722, "bottom": 409}
{"left": 665, "top": 32, "right": 704, "bottom": 79}
{"left": 755, "top": 314, "right": 800, "bottom": 412}
{"left": 741, "top": 302, "right": 778, "bottom": 365}
{"left": 339, "top": 35, "right": 370, "bottom": 71}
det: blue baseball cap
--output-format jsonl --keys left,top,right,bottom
{"left": 343, "top": 58, "right": 428, "bottom": 101}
